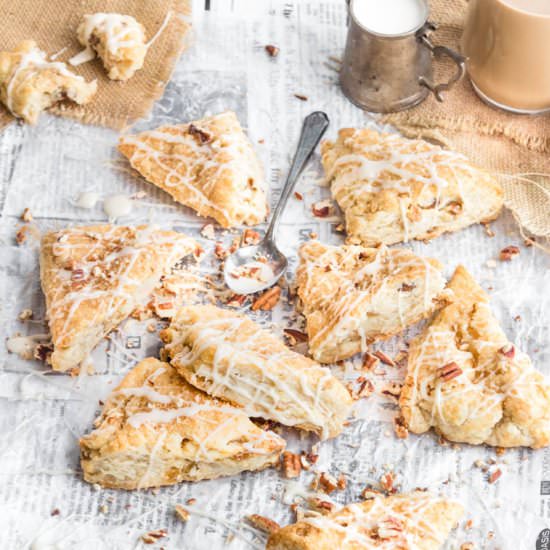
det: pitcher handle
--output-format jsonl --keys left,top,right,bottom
{"left": 417, "top": 24, "right": 466, "bottom": 102}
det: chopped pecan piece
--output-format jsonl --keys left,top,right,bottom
{"left": 393, "top": 415, "right": 409, "bottom": 439}
{"left": 174, "top": 505, "right": 190, "bottom": 522}
{"left": 252, "top": 286, "right": 281, "bottom": 311}
{"left": 141, "top": 529, "right": 167, "bottom": 544}
{"left": 362, "top": 352, "right": 379, "bottom": 371}
{"left": 242, "top": 229, "right": 261, "bottom": 246}
{"left": 294, "top": 93, "right": 308, "bottom": 101}
{"left": 499, "top": 344, "right": 515, "bottom": 359}
{"left": 347, "top": 377, "right": 374, "bottom": 400}
{"left": 311, "top": 199, "right": 332, "bottom": 218}
{"left": 438, "top": 362, "right": 462, "bottom": 381}
{"left": 265, "top": 45, "right": 280, "bottom": 57}
{"left": 380, "top": 472, "right": 397, "bottom": 494}
{"left": 499, "top": 245, "right": 520, "bottom": 261}
{"left": 283, "top": 328, "right": 308, "bottom": 345}
{"left": 373, "top": 350, "right": 396, "bottom": 366}
{"left": 21, "top": 207, "right": 33, "bottom": 222}
{"left": 281, "top": 451, "right": 301, "bottom": 478}
{"left": 488, "top": 468, "right": 502, "bottom": 484}
{"left": 318, "top": 472, "right": 339, "bottom": 494}
{"left": 188, "top": 124, "right": 211, "bottom": 144}
{"left": 246, "top": 514, "right": 280, "bottom": 534}
{"left": 294, "top": 191, "right": 303, "bottom": 200}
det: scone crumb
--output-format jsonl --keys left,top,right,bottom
{"left": 377, "top": 516, "right": 404, "bottom": 539}
{"left": 241, "top": 229, "right": 261, "bottom": 245}
{"left": 175, "top": 505, "right": 190, "bottom": 522}
{"left": 460, "top": 543, "right": 474, "bottom": 550}
{"left": 21, "top": 208, "right": 33, "bottom": 222}
{"left": 200, "top": 224, "right": 216, "bottom": 240}
{"left": 482, "top": 222, "right": 495, "bottom": 237}
{"left": 141, "top": 529, "right": 167, "bottom": 544}
{"left": 361, "top": 487, "right": 382, "bottom": 500}
{"left": 281, "top": 451, "right": 302, "bottom": 478}
{"left": 186, "top": 498, "right": 197, "bottom": 505}
{"left": 246, "top": 514, "right": 280, "bottom": 534}
{"left": 18, "top": 308, "right": 33, "bottom": 321}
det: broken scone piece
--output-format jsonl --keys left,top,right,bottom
{"left": 40, "top": 224, "right": 199, "bottom": 373}
{"left": 0, "top": 40, "right": 97, "bottom": 124}
{"left": 118, "top": 111, "right": 267, "bottom": 228}
{"left": 71, "top": 13, "right": 147, "bottom": 81}
{"left": 400, "top": 266, "right": 550, "bottom": 448}
{"left": 322, "top": 128, "right": 503, "bottom": 246}
{"left": 296, "top": 241, "right": 450, "bottom": 363}
{"left": 161, "top": 305, "right": 353, "bottom": 439}
{"left": 80, "top": 358, "right": 285, "bottom": 489}
{"left": 267, "top": 492, "right": 464, "bottom": 550}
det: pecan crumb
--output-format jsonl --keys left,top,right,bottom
{"left": 21, "top": 207, "right": 33, "bottom": 222}
{"left": 18, "top": 308, "right": 33, "bottom": 321}
{"left": 499, "top": 344, "right": 515, "bottom": 359}
{"left": 380, "top": 472, "right": 397, "bottom": 494}
{"left": 311, "top": 199, "right": 333, "bottom": 218}
{"left": 499, "top": 245, "right": 520, "bottom": 261}
{"left": 294, "top": 93, "right": 308, "bottom": 101}
{"left": 251, "top": 286, "right": 281, "bottom": 311}
{"left": 242, "top": 229, "right": 261, "bottom": 246}
{"left": 141, "top": 529, "right": 168, "bottom": 544}
{"left": 174, "top": 505, "right": 189, "bottom": 522}
{"left": 362, "top": 352, "right": 379, "bottom": 371}
{"left": 361, "top": 486, "right": 382, "bottom": 500}
{"left": 265, "top": 45, "right": 280, "bottom": 57}
{"left": 16, "top": 226, "right": 29, "bottom": 245}
{"left": 283, "top": 328, "right": 308, "bottom": 346}
{"left": 488, "top": 468, "right": 502, "bottom": 484}
{"left": 347, "top": 377, "right": 374, "bottom": 400}
{"left": 294, "top": 191, "right": 303, "bottom": 200}
{"left": 50, "top": 508, "right": 60, "bottom": 516}
{"left": 246, "top": 514, "right": 280, "bottom": 534}
{"left": 318, "top": 472, "right": 339, "bottom": 494}
{"left": 281, "top": 451, "right": 301, "bottom": 478}
{"left": 460, "top": 543, "right": 474, "bottom": 550}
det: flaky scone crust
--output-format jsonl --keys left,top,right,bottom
{"left": 40, "top": 224, "right": 198, "bottom": 372}
{"left": 267, "top": 492, "right": 463, "bottom": 550}
{"left": 0, "top": 40, "right": 97, "bottom": 124}
{"left": 296, "top": 241, "right": 451, "bottom": 363}
{"left": 80, "top": 358, "right": 285, "bottom": 489}
{"left": 321, "top": 128, "right": 503, "bottom": 246}
{"left": 400, "top": 266, "right": 550, "bottom": 448}
{"left": 161, "top": 304, "right": 353, "bottom": 439}
{"left": 118, "top": 111, "right": 267, "bottom": 228}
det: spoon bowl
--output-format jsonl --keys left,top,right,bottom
{"left": 223, "top": 112, "right": 329, "bottom": 295}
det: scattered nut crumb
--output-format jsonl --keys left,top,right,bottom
{"left": 373, "top": 350, "right": 395, "bottom": 367}
{"left": 252, "top": 286, "right": 281, "bottom": 311}
{"left": 294, "top": 93, "right": 308, "bottom": 101}
{"left": 488, "top": 468, "right": 502, "bottom": 484}
{"left": 294, "top": 191, "right": 303, "bottom": 200}
{"left": 21, "top": 208, "right": 33, "bottom": 222}
{"left": 281, "top": 451, "right": 301, "bottom": 478}
{"left": 246, "top": 514, "right": 280, "bottom": 534}
{"left": 380, "top": 472, "right": 397, "bottom": 494}
{"left": 175, "top": 505, "right": 189, "bottom": 522}
{"left": 50, "top": 508, "right": 60, "bottom": 516}
{"left": 16, "top": 226, "right": 29, "bottom": 245}
{"left": 141, "top": 529, "right": 168, "bottom": 544}
{"left": 265, "top": 45, "right": 280, "bottom": 57}
{"left": 393, "top": 416, "right": 409, "bottom": 439}
{"left": 318, "top": 472, "right": 339, "bottom": 494}
{"left": 499, "top": 245, "right": 520, "bottom": 261}
{"left": 18, "top": 308, "right": 33, "bottom": 321}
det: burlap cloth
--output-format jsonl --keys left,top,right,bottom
{"left": 382, "top": 0, "right": 550, "bottom": 241}
{"left": 0, "top": 0, "right": 192, "bottom": 130}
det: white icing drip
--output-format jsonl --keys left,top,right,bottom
{"left": 102, "top": 194, "right": 133, "bottom": 221}
{"left": 75, "top": 192, "right": 100, "bottom": 209}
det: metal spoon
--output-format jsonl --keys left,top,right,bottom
{"left": 224, "top": 111, "right": 329, "bottom": 295}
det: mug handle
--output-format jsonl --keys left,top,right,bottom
{"left": 417, "top": 23, "right": 466, "bottom": 102}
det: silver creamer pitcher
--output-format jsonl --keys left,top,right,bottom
{"left": 340, "top": 0, "right": 466, "bottom": 113}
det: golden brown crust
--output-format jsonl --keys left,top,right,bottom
{"left": 80, "top": 358, "right": 285, "bottom": 489}
{"left": 321, "top": 128, "right": 503, "bottom": 246}
{"left": 296, "top": 241, "right": 451, "bottom": 363}
{"left": 118, "top": 111, "right": 267, "bottom": 228}
{"left": 76, "top": 13, "right": 147, "bottom": 81}
{"left": 161, "top": 304, "right": 353, "bottom": 439}
{"left": 40, "top": 224, "right": 199, "bottom": 372}
{"left": 0, "top": 40, "right": 97, "bottom": 124}
{"left": 400, "top": 266, "right": 550, "bottom": 448}
{"left": 266, "top": 492, "right": 463, "bottom": 550}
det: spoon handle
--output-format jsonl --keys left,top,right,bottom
{"left": 264, "top": 111, "right": 329, "bottom": 241}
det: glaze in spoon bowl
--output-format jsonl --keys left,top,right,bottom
{"left": 224, "top": 111, "right": 329, "bottom": 295}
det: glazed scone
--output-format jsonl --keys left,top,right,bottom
{"left": 267, "top": 491, "right": 464, "bottom": 550}
{"left": 118, "top": 111, "right": 267, "bottom": 228}
{"left": 296, "top": 241, "right": 451, "bottom": 363}
{"left": 322, "top": 128, "right": 504, "bottom": 246}
{"left": 71, "top": 13, "right": 147, "bottom": 81}
{"left": 80, "top": 358, "right": 285, "bottom": 489}
{"left": 161, "top": 305, "right": 353, "bottom": 439}
{"left": 400, "top": 266, "right": 550, "bottom": 448}
{"left": 0, "top": 40, "right": 97, "bottom": 124}
{"left": 40, "top": 224, "right": 199, "bottom": 373}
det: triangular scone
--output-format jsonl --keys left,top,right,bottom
{"left": 321, "top": 128, "right": 503, "bottom": 246}
{"left": 400, "top": 266, "right": 550, "bottom": 448}
{"left": 118, "top": 111, "right": 267, "bottom": 228}
{"left": 80, "top": 358, "right": 285, "bottom": 489}
{"left": 40, "top": 224, "right": 199, "bottom": 373}
{"left": 267, "top": 492, "right": 463, "bottom": 550}
{"left": 0, "top": 41, "right": 97, "bottom": 124}
{"left": 296, "top": 241, "right": 451, "bottom": 364}
{"left": 160, "top": 305, "right": 353, "bottom": 439}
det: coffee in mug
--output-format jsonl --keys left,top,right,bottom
{"left": 462, "top": 0, "right": 550, "bottom": 113}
